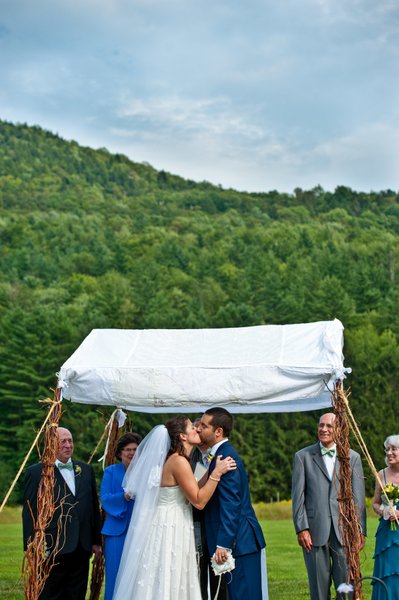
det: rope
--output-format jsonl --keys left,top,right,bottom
{"left": 340, "top": 389, "right": 398, "bottom": 524}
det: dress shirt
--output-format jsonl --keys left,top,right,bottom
{"left": 56, "top": 458, "right": 76, "bottom": 495}
{"left": 209, "top": 438, "right": 229, "bottom": 458}
{"left": 320, "top": 443, "right": 336, "bottom": 480}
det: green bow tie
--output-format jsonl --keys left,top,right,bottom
{"left": 58, "top": 462, "right": 73, "bottom": 471}
{"left": 321, "top": 447, "right": 336, "bottom": 457}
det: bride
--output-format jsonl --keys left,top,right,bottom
{"left": 113, "top": 415, "right": 237, "bottom": 600}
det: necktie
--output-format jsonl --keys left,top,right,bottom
{"left": 321, "top": 447, "right": 336, "bottom": 457}
{"left": 58, "top": 462, "right": 73, "bottom": 471}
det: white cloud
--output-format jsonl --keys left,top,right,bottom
{"left": 0, "top": 0, "right": 397, "bottom": 193}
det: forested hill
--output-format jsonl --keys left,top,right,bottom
{"left": 1, "top": 118, "right": 398, "bottom": 502}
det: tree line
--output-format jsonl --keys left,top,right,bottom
{"left": 0, "top": 119, "right": 398, "bottom": 503}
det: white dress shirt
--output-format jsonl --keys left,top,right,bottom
{"left": 209, "top": 438, "right": 229, "bottom": 458}
{"left": 320, "top": 443, "right": 336, "bottom": 480}
{"left": 55, "top": 458, "right": 76, "bottom": 495}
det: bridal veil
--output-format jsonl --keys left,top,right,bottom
{"left": 113, "top": 424, "right": 171, "bottom": 599}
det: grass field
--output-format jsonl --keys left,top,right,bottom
{"left": 0, "top": 505, "right": 379, "bottom": 599}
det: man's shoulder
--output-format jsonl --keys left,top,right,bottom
{"left": 295, "top": 442, "right": 319, "bottom": 457}
{"left": 73, "top": 459, "right": 94, "bottom": 473}
{"left": 25, "top": 462, "right": 42, "bottom": 474}
{"left": 217, "top": 441, "right": 239, "bottom": 458}
{"left": 349, "top": 448, "right": 361, "bottom": 460}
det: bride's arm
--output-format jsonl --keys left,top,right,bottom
{"left": 172, "top": 455, "right": 236, "bottom": 510}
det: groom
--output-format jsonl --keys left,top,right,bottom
{"left": 198, "top": 407, "right": 267, "bottom": 600}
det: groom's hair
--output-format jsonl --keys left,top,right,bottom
{"left": 204, "top": 407, "right": 233, "bottom": 437}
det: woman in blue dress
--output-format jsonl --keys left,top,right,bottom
{"left": 100, "top": 432, "right": 142, "bottom": 600}
{"left": 372, "top": 434, "right": 399, "bottom": 600}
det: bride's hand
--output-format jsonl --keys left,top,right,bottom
{"left": 213, "top": 455, "right": 237, "bottom": 478}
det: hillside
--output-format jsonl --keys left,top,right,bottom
{"left": 1, "top": 119, "right": 398, "bottom": 502}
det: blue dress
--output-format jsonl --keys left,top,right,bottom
{"left": 372, "top": 485, "right": 399, "bottom": 599}
{"left": 100, "top": 463, "right": 134, "bottom": 600}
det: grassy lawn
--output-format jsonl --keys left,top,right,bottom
{"left": 263, "top": 515, "right": 378, "bottom": 599}
{"left": 0, "top": 505, "right": 379, "bottom": 599}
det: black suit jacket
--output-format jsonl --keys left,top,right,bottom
{"left": 22, "top": 460, "right": 102, "bottom": 555}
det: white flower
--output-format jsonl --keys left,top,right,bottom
{"left": 337, "top": 583, "right": 354, "bottom": 593}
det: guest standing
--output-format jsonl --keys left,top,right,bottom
{"left": 292, "top": 412, "right": 366, "bottom": 600}
{"left": 372, "top": 434, "right": 399, "bottom": 600}
{"left": 100, "top": 432, "right": 142, "bottom": 600}
{"left": 22, "top": 427, "right": 102, "bottom": 600}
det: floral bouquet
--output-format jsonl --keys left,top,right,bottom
{"left": 381, "top": 483, "right": 399, "bottom": 530}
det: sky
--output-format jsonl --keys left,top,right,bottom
{"left": 0, "top": 0, "right": 398, "bottom": 193}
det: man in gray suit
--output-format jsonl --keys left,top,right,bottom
{"left": 291, "top": 413, "right": 366, "bottom": 600}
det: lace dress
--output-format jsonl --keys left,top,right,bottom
{"left": 372, "top": 471, "right": 399, "bottom": 600}
{"left": 114, "top": 485, "right": 202, "bottom": 600}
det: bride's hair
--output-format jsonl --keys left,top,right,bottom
{"left": 165, "top": 416, "right": 189, "bottom": 458}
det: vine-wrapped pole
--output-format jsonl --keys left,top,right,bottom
{"left": 332, "top": 382, "right": 363, "bottom": 600}
{"left": 22, "top": 391, "right": 63, "bottom": 600}
{"left": 88, "top": 409, "right": 125, "bottom": 600}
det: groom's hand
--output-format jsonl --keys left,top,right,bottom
{"left": 214, "top": 547, "right": 229, "bottom": 564}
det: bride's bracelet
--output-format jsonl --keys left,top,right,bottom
{"left": 209, "top": 475, "right": 221, "bottom": 482}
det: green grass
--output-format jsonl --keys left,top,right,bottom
{"left": 0, "top": 505, "right": 379, "bottom": 599}
{"left": 262, "top": 516, "right": 378, "bottom": 598}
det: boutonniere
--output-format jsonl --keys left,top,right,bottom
{"left": 74, "top": 465, "right": 82, "bottom": 477}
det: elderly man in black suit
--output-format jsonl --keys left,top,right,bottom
{"left": 22, "top": 426, "right": 102, "bottom": 600}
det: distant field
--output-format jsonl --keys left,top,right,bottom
{"left": 0, "top": 505, "right": 378, "bottom": 599}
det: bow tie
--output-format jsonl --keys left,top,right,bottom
{"left": 321, "top": 447, "right": 336, "bottom": 457}
{"left": 58, "top": 462, "right": 73, "bottom": 471}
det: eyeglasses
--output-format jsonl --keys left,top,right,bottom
{"left": 385, "top": 446, "right": 399, "bottom": 453}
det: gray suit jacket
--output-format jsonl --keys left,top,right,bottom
{"left": 291, "top": 442, "right": 366, "bottom": 546}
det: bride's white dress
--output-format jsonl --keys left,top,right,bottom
{"left": 115, "top": 485, "right": 202, "bottom": 600}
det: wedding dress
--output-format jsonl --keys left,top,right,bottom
{"left": 113, "top": 426, "right": 202, "bottom": 600}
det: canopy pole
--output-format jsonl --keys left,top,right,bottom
{"left": 333, "top": 382, "right": 363, "bottom": 599}
{"left": 0, "top": 396, "right": 59, "bottom": 513}
{"left": 88, "top": 409, "right": 127, "bottom": 600}
{"left": 22, "top": 390, "right": 63, "bottom": 600}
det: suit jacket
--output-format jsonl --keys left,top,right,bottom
{"left": 291, "top": 442, "right": 367, "bottom": 546}
{"left": 100, "top": 463, "right": 134, "bottom": 537}
{"left": 204, "top": 441, "right": 265, "bottom": 557}
{"left": 22, "top": 460, "right": 102, "bottom": 555}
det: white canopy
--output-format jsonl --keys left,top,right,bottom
{"left": 58, "top": 319, "right": 348, "bottom": 413}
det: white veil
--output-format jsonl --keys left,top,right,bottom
{"left": 113, "top": 424, "right": 171, "bottom": 599}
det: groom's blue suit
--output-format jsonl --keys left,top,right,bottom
{"left": 204, "top": 440, "right": 266, "bottom": 600}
